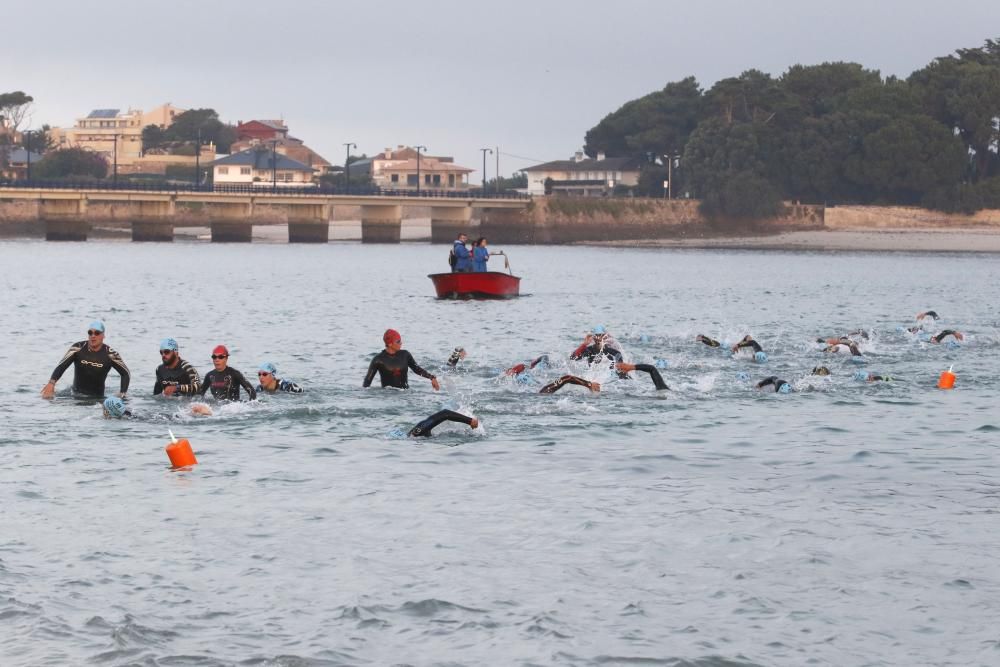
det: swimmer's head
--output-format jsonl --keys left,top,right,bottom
{"left": 592, "top": 325, "right": 607, "bottom": 338}
{"left": 778, "top": 382, "right": 792, "bottom": 394}
{"left": 103, "top": 396, "right": 126, "bottom": 419}
{"left": 812, "top": 366, "right": 831, "bottom": 376}
{"left": 754, "top": 351, "right": 768, "bottom": 363}
{"left": 258, "top": 361, "right": 277, "bottom": 375}
{"left": 853, "top": 370, "right": 869, "bottom": 381}
{"left": 383, "top": 329, "right": 402, "bottom": 346}
{"left": 736, "top": 370, "right": 751, "bottom": 382}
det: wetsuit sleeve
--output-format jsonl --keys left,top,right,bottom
{"left": 529, "top": 355, "right": 548, "bottom": 369}
{"left": 154, "top": 367, "right": 164, "bottom": 395}
{"left": 107, "top": 347, "right": 131, "bottom": 394}
{"left": 737, "top": 340, "right": 763, "bottom": 353}
{"left": 198, "top": 371, "right": 211, "bottom": 396}
{"left": 363, "top": 356, "right": 379, "bottom": 387}
{"left": 633, "top": 364, "right": 669, "bottom": 390}
{"left": 408, "top": 409, "right": 475, "bottom": 437}
{"left": 282, "top": 380, "right": 304, "bottom": 393}
{"left": 756, "top": 376, "right": 777, "bottom": 390}
{"left": 50, "top": 343, "right": 82, "bottom": 383}
{"left": 540, "top": 375, "right": 594, "bottom": 394}
{"left": 235, "top": 370, "right": 256, "bottom": 400}
{"left": 405, "top": 351, "right": 435, "bottom": 380}
{"left": 570, "top": 343, "right": 588, "bottom": 360}
{"left": 179, "top": 362, "right": 202, "bottom": 395}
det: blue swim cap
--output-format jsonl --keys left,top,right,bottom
{"left": 895, "top": 326, "right": 906, "bottom": 333}
{"left": 778, "top": 383, "right": 792, "bottom": 394}
{"left": 159, "top": 337, "right": 178, "bottom": 352}
{"left": 88, "top": 320, "right": 105, "bottom": 333}
{"left": 918, "top": 332, "right": 932, "bottom": 342}
{"left": 654, "top": 358, "right": 668, "bottom": 369}
{"left": 736, "top": 370, "right": 750, "bottom": 382}
{"left": 754, "top": 351, "right": 768, "bottom": 363}
{"left": 853, "top": 370, "right": 869, "bottom": 381}
{"left": 592, "top": 325, "right": 607, "bottom": 335}
{"left": 639, "top": 334, "right": 650, "bottom": 343}
{"left": 946, "top": 340, "right": 961, "bottom": 350}
{"left": 850, "top": 356, "right": 866, "bottom": 364}
{"left": 258, "top": 362, "right": 277, "bottom": 374}
{"left": 515, "top": 371, "right": 534, "bottom": 385}
{"left": 103, "top": 396, "right": 126, "bottom": 418}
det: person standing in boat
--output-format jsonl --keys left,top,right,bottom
{"left": 473, "top": 237, "right": 490, "bottom": 272}
{"left": 451, "top": 232, "right": 473, "bottom": 272}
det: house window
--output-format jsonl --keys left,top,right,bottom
{"left": 240, "top": 167, "right": 251, "bottom": 175}
{"left": 407, "top": 174, "right": 418, "bottom": 186}
{"left": 424, "top": 174, "right": 431, "bottom": 184}
{"left": 432, "top": 174, "right": 441, "bottom": 185}
{"left": 448, "top": 174, "right": 455, "bottom": 187}
{"left": 391, "top": 174, "right": 399, "bottom": 183}
{"left": 219, "top": 167, "right": 229, "bottom": 175}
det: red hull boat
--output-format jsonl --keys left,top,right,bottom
{"left": 428, "top": 271, "right": 521, "bottom": 299}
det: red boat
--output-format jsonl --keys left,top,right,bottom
{"left": 428, "top": 271, "right": 521, "bottom": 299}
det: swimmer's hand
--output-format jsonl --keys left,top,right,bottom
{"left": 431, "top": 377, "right": 441, "bottom": 391}
{"left": 163, "top": 385, "right": 177, "bottom": 397}
{"left": 191, "top": 403, "right": 213, "bottom": 417}
{"left": 41, "top": 381, "right": 55, "bottom": 399}
{"left": 589, "top": 381, "right": 601, "bottom": 393}
{"left": 615, "top": 362, "right": 636, "bottom": 373}
{"left": 470, "top": 417, "right": 479, "bottom": 429}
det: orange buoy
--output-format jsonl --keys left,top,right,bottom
{"left": 166, "top": 430, "right": 197, "bottom": 467}
{"left": 937, "top": 366, "right": 956, "bottom": 390}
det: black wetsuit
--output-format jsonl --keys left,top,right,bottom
{"left": 931, "top": 330, "right": 960, "bottom": 343}
{"left": 572, "top": 343, "right": 628, "bottom": 378}
{"left": 447, "top": 348, "right": 465, "bottom": 367}
{"left": 363, "top": 350, "right": 436, "bottom": 389}
{"left": 408, "top": 410, "right": 475, "bottom": 437}
{"left": 199, "top": 367, "right": 257, "bottom": 400}
{"left": 756, "top": 376, "right": 789, "bottom": 392}
{"left": 921, "top": 311, "right": 940, "bottom": 320}
{"left": 696, "top": 335, "right": 721, "bottom": 348}
{"left": 631, "top": 364, "right": 669, "bottom": 390}
{"left": 540, "top": 375, "right": 596, "bottom": 394}
{"left": 506, "top": 355, "right": 550, "bottom": 376}
{"left": 826, "top": 340, "right": 862, "bottom": 356}
{"left": 734, "top": 338, "right": 763, "bottom": 354}
{"left": 154, "top": 358, "right": 201, "bottom": 396}
{"left": 49, "top": 341, "right": 131, "bottom": 396}
{"left": 257, "top": 378, "right": 303, "bottom": 394}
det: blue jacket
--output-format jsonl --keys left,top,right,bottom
{"left": 473, "top": 246, "right": 490, "bottom": 272}
{"left": 453, "top": 241, "right": 473, "bottom": 272}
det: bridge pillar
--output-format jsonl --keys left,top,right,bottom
{"left": 288, "top": 203, "right": 330, "bottom": 243}
{"left": 478, "top": 206, "right": 534, "bottom": 244}
{"left": 132, "top": 200, "right": 174, "bottom": 241}
{"left": 42, "top": 198, "right": 90, "bottom": 241}
{"left": 361, "top": 204, "right": 402, "bottom": 243}
{"left": 430, "top": 205, "right": 472, "bottom": 243}
{"left": 210, "top": 202, "right": 253, "bottom": 242}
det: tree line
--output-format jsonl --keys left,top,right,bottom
{"left": 583, "top": 39, "right": 1000, "bottom": 218}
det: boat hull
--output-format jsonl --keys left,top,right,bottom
{"left": 428, "top": 271, "right": 521, "bottom": 299}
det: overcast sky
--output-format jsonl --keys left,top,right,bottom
{"left": 5, "top": 0, "right": 999, "bottom": 180}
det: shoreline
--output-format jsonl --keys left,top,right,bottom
{"left": 578, "top": 228, "right": 1000, "bottom": 253}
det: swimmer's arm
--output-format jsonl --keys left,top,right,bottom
{"left": 540, "top": 375, "right": 599, "bottom": 394}
{"left": 406, "top": 352, "right": 439, "bottom": 389}
{"left": 48, "top": 343, "right": 81, "bottom": 385}
{"left": 362, "top": 357, "right": 379, "bottom": 387}
{"left": 235, "top": 370, "right": 257, "bottom": 400}
{"left": 108, "top": 348, "right": 131, "bottom": 395}
{"left": 569, "top": 342, "right": 589, "bottom": 360}
{"left": 178, "top": 362, "right": 201, "bottom": 395}
{"left": 632, "top": 363, "right": 669, "bottom": 390}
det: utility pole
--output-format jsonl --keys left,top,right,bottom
{"left": 415, "top": 145, "right": 426, "bottom": 196}
{"left": 271, "top": 139, "right": 278, "bottom": 193}
{"left": 112, "top": 133, "right": 119, "bottom": 187}
{"left": 495, "top": 145, "right": 499, "bottom": 195}
{"left": 343, "top": 142, "right": 356, "bottom": 193}
{"left": 480, "top": 147, "right": 493, "bottom": 194}
{"left": 667, "top": 154, "right": 672, "bottom": 200}
{"left": 24, "top": 130, "right": 32, "bottom": 181}
{"left": 194, "top": 127, "right": 201, "bottom": 190}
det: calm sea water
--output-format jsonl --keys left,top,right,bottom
{"left": 2, "top": 240, "right": 999, "bottom": 667}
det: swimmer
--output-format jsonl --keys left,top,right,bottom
{"left": 199, "top": 345, "right": 257, "bottom": 401}
{"left": 930, "top": 330, "right": 964, "bottom": 344}
{"left": 154, "top": 338, "right": 201, "bottom": 397}
{"left": 446, "top": 347, "right": 467, "bottom": 367}
{"left": 408, "top": 410, "right": 479, "bottom": 437}
{"left": 731, "top": 335, "right": 763, "bottom": 354}
{"left": 755, "top": 376, "right": 792, "bottom": 393}
{"left": 571, "top": 325, "right": 628, "bottom": 378}
{"left": 102, "top": 396, "right": 133, "bottom": 419}
{"left": 504, "top": 354, "right": 549, "bottom": 376}
{"left": 363, "top": 329, "right": 440, "bottom": 390}
{"left": 855, "top": 371, "right": 893, "bottom": 382}
{"left": 615, "top": 362, "right": 669, "bottom": 390}
{"left": 917, "top": 310, "right": 940, "bottom": 321}
{"left": 811, "top": 366, "right": 831, "bottom": 376}
{"left": 824, "top": 339, "right": 863, "bottom": 356}
{"left": 256, "top": 362, "right": 303, "bottom": 393}
{"left": 42, "top": 320, "right": 131, "bottom": 399}
{"left": 539, "top": 375, "right": 601, "bottom": 394}
{"left": 696, "top": 334, "right": 721, "bottom": 348}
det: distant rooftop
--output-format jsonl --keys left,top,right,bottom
{"left": 210, "top": 148, "right": 314, "bottom": 171}
{"left": 87, "top": 109, "right": 120, "bottom": 119}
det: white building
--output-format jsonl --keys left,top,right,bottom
{"left": 522, "top": 151, "right": 643, "bottom": 196}
{"left": 210, "top": 147, "right": 315, "bottom": 187}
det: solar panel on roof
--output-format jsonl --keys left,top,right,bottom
{"left": 87, "top": 109, "right": 120, "bottom": 118}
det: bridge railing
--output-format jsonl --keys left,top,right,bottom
{"left": 0, "top": 178, "right": 531, "bottom": 200}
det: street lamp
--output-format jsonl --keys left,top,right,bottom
{"left": 24, "top": 130, "right": 32, "bottom": 181}
{"left": 414, "top": 145, "right": 426, "bottom": 196}
{"left": 194, "top": 127, "right": 201, "bottom": 190}
{"left": 480, "top": 147, "right": 493, "bottom": 195}
{"left": 343, "top": 141, "right": 356, "bottom": 193}
{"left": 495, "top": 145, "right": 500, "bottom": 196}
{"left": 112, "top": 133, "right": 119, "bottom": 187}
{"left": 270, "top": 139, "right": 278, "bottom": 193}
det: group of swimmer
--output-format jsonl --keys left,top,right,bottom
{"left": 41, "top": 309, "right": 966, "bottom": 437}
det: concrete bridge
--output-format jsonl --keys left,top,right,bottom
{"left": 0, "top": 187, "right": 529, "bottom": 243}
